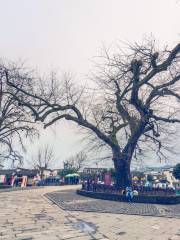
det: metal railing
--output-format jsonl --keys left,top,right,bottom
{"left": 82, "top": 182, "right": 176, "bottom": 196}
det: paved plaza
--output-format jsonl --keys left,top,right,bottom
{"left": 0, "top": 186, "right": 179, "bottom": 240}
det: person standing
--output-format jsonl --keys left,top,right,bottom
{"left": 126, "top": 186, "right": 134, "bottom": 202}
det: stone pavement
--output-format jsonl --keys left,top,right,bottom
{"left": 0, "top": 186, "right": 94, "bottom": 240}
{"left": 47, "top": 190, "right": 180, "bottom": 218}
{"left": 0, "top": 186, "right": 180, "bottom": 240}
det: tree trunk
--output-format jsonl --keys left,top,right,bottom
{"left": 113, "top": 150, "right": 131, "bottom": 189}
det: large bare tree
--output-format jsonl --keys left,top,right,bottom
{"left": 0, "top": 62, "right": 38, "bottom": 166}
{"left": 5, "top": 40, "right": 180, "bottom": 188}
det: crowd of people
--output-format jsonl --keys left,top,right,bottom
{"left": 82, "top": 177, "right": 176, "bottom": 202}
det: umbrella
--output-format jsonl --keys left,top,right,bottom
{"left": 71, "top": 173, "right": 80, "bottom": 177}
{"left": 65, "top": 174, "right": 73, "bottom": 178}
{"left": 65, "top": 173, "right": 80, "bottom": 178}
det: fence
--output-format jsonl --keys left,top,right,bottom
{"left": 82, "top": 182, "right": 175, "bottom": 196}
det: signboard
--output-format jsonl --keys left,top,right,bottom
{"left": 0, "top": 175, "right": 6, "bottom": 183}
{"left": 21, "top": 176, "right": 28, "bottom": 187}
{"left": 104, "top": 173, "right": 111, "bottom": 185}
{"left": 10, "top": 176, "right": 15, "bottom": 186}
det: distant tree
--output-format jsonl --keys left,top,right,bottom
{"left": 32, "top": 144, "right": 54, "bottom": 179}
{"left": 58, "top": 151, "right": 87, "bottom": 178}
{"left": 173, "top": 163, "right": 180, "bottom": 180}
{"left": 59, "top": 168, "right": 76, "bottom": 178}
{"left": 63, "top": 151, "right": 87, "bottom": 171}
{"left": 6, "top": 40, "right": 180, "bottom": 188}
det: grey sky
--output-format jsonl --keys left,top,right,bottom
{"left": 0, "top": 0, "right": 179, "bottom": 168}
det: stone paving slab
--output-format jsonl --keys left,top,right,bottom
{"left": 0, "top": 186, "right": 96, "bottom": 240}
{"left": 1, "top": 186, "right": 180, "bottom": 240}
{"left": 46, "top": 190, "right": 180, "bottom": 218}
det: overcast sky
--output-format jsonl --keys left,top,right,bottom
{"left": 0, "top": 0, "right": 179, "bottom": 168}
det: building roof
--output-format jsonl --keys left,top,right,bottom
{"left": 0, "top": 168, "right": 39, "bottom": 177}
{"left": 16, "top": 168, "right": 39, "bottom": 177}
{"left": 144, "top": 165, "right": 175, "bottom": 172}
{"left": 0, "top": 169, "right": 15, "bottom": 175}
{"left": 83, "top": 167, "right": 108, "bottom": 173}
{"left": 52, "top": 169, "right": 63, "bottom": 172}
{"left": 83, "top": 167, "right": 108, "bottom": 170}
